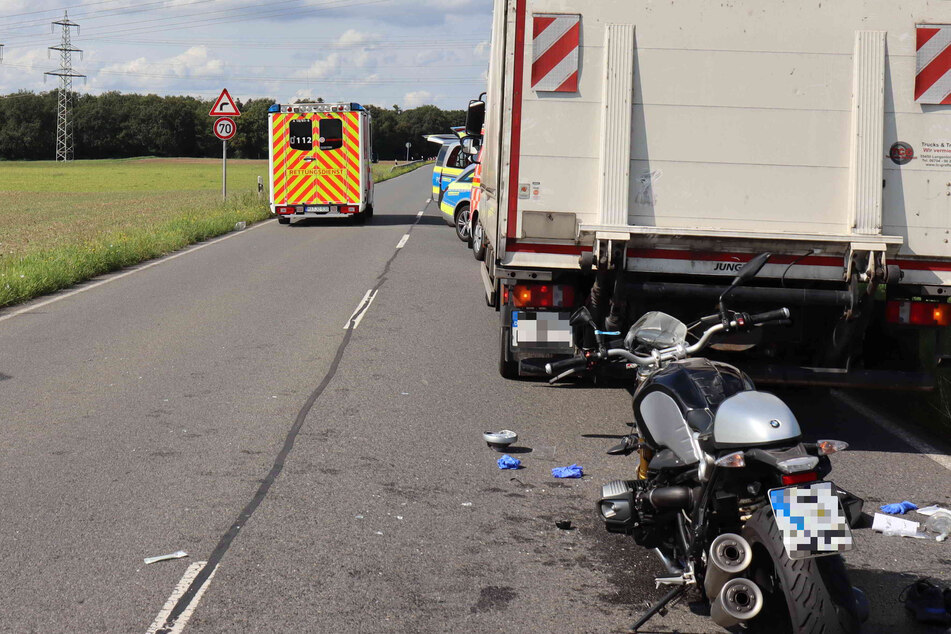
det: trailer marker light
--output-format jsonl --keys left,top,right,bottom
{"left": 886, "top": 300, "right": 951, "bottom": 326}
{"left": 511, "top": 283, "right": 576, "bottom": 308}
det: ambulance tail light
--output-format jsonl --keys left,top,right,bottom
{"left": 276, "top": 205, "right": 295, "bottom": 215}
{"left": 343, "top": 205, "right": 359, "bottom": 214}
{"left": 886, "top": 300, "right": 951, "bottom": 327}
{"left": 511, "top": 284, "right": 576, "bottom": 309}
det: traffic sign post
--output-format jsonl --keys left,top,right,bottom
{"left": 209, "top": 90, "right": 241, "bottom": 201}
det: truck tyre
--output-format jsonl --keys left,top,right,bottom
{"left": 499, "top": 327, "right": 519, "bottom": 379}
{"left": 278, "top": 217, "right": 290, "bottom": 225}
{"left": 472, "top": 219, "right": 486, "bottom": 261}
{"left": 454, "top": 203, "right": 472, "bottom": 242}
{"left": 742, "top": 507, "right": 860, "bottom": 634}
{"left": 365, "top": 204, "right": 374, "bottom": 219}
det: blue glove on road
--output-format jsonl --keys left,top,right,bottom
{"left": 552, "top": 464, "right": 583, "bottom": 478}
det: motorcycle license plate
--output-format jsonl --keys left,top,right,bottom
{"left": 768, "top": 481, "right": 853, "bottom": 559}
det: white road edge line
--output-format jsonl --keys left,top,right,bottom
{"left": 396, "top": 234, "right": 410, "bottom": 249}
{"left": 830, "top": 389, "right": 951, "bottom": 472}
{"left": 146, "top": 561, "right": 217, "bottom": 634}
{"left": 417, "top": 210, "right": 424, "bottom": 218}
{"left": 0, "top": 220, "right": 272, "bottom": 325}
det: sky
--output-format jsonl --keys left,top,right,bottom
{"left": 0, "top": 0, "right": 493, "bottom": 110}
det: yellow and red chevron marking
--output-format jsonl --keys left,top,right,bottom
{"left": 313, "top": 114, "right": 346, "bottom": 203}
{"left": 342, "top": 112, "right": 361, "bottom": 203}
{"left": 271, "top": 112, "right": 292, "bottom": 203}
{"left": 271, "top": 111, "right": 363, "bottom": 205}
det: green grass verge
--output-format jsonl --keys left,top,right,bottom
{"left": 372, "top": 160, "right": 432, "bottom": 184}
{"left": 0, "top": 193, "right": 269, "bottom": 307}
{"left": 0, "top": 157, "right": 430, "bottom": 309}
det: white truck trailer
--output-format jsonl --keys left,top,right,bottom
{"left": 466, "top": 0, "right": 951, "bottom": 388}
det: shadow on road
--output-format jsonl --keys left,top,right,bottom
{"left": 287, "top": 214, "right": 446, "bottom": 228}
{"left": 847, "top": 567, "right": 951, "bottom": 634}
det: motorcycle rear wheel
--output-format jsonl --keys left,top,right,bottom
{"left": 741, "top": 506, "right": 860, "bottom": 634}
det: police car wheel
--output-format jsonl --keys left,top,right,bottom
{"left": 454, "top": 204, "right": 471, "bottom": 242}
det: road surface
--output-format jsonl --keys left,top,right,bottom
{"left": 1, "top": 167, "right": 949, "bottom": 633}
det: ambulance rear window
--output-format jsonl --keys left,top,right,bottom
{"left": 319, "top": 118, "right": 343, "bottom": 151}
{"left": 288, "top": 120, "right": 313, "bottom": 151}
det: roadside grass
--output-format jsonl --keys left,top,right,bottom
{"left": 0, "top": 157, "right": 431, "bottom": 309}
{"left": 372, "top": 159, "right": 432, "bottom": 184}
{"left": 0, "top": 158, "right": 269, "bottom": 308}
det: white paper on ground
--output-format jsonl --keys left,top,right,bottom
{"left": 872, "top": 513, "right": 927, "bottom": 538}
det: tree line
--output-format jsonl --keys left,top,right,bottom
{"left": 0, "top": 91, "right": 466, "bottom": 161}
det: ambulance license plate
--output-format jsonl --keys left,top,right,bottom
{"left": 305, "top": 205, "right": 331, "bottom": 213}
{"left": 768, "top": 481, "right": 853, "bottom": 559}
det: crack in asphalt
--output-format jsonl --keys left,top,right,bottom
{"left": 154, "top": 209, "right": 428, "bottom": 634}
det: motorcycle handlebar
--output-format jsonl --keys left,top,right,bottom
{"left": 747, "top": 307, "right": 791, "bottom": 326}
{"left": 545, "top": 356, "right": 588, "bottom": 375}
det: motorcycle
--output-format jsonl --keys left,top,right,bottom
{"left": 546, "top": 254, "right": 867, "bottom": 633}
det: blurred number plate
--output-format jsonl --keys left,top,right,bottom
{"left": 512, "top": 311, "right": 573, "bottom": 351}
{"left": 768, "top": 481, "right": 853, "bottom": 559}
{"left": 305, "top": 205, "right": 331, "bottom": 213}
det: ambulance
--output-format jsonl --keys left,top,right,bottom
{"left": 268, "top": 102, "right": 373, "bottom": 224}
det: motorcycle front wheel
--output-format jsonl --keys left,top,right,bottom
{"left": 742, "top": 507, "right": 860, "bottom": 634}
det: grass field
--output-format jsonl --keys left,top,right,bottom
{"left": 0, "top": 157, "right": 429, "bottom": 308}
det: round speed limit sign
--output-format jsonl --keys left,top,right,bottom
{"left": 213, "top": 117, "right": 236, "bottom": 141}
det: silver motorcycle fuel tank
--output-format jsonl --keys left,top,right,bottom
{"left": 712, "top": 391, "right": 801, "bottom": 446}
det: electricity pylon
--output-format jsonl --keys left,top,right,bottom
{"left": 45, "top": 12, "right": 85, "bottom": 162}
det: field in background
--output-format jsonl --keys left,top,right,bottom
{"left": 0, "top": 157, "right": 429, "bottom": 308}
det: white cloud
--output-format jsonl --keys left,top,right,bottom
{"left": 404, "top": 90, "right": 433, "bottom": 108}
{"left": 100, "top": 46, "right": 223, "bottom": 79}
{"left": 474, "top": 40, "right": 490, "bottom": 58}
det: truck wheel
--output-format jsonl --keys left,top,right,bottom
{"left": 742, "top": 506, "right": 861, "bottom": 634}
{"left": 365, "top": 204, "right": 374, "bottom": 219}
{"left": 454, "top": 203, "right": 471, "bottom": 242}
{"left": 499, "top": 327, "right": 519, "bottom": 379}
{"left": 472, "top": 220, "right": 486, "bottom": 261}
{"left": 278, "top": 217, "right": 290, "bottom": 225}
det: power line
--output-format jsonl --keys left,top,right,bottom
{"left": 45, "top": 12, "right": 85, "bottom": 162}
{"left": 0, "top": 0, "right": 380, "bottom": 43}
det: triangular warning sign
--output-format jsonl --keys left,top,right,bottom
{"left": 209, "top": 88, "right": 241, "bottom": 117}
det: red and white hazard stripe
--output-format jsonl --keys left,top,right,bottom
{"left": 915, "top": 24, "right": 951, "bottom": 104}
{"left": 531, "top": 14, "right": 580, "bottom": 92}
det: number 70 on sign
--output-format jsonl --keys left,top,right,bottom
{"left": 214, "top": 117, "right": 237, "bottom": 141}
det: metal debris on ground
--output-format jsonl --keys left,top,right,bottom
{"left": 144, "top": 550, "right": 189, "bottom": 565}
{"left": 555, "top": 520, "right": 573, "bottom": 530}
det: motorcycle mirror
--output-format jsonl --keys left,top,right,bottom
{"left": 720, "top": 252, "right": 771, "bottom": 308}
{"left": 569, "top": 306, "right": 595, "bottom": 328}
{"left": 732, "top": 252, "right": 771, "bottom": 286}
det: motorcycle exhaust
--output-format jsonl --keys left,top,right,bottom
{"left": 703, "top": 533, "right": 753, "bottom": 600}
{"left": 710, "top": 577, "right": 763, "bottom": 628}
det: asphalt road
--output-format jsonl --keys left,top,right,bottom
{"left": 1, "top": 166, "right": 950, "bottom": 633}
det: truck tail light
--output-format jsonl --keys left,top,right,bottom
{"left": 511, "top": 283, "right": 576, "bottom": 308}
{"left": 886, "top": 300, "right": 951, "bottom": 326}
{"left": 343, "top": 205, "right": 358, "bottom": 214}
{"left": 276, "top": 205, "right": 294, "bottom": 215}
